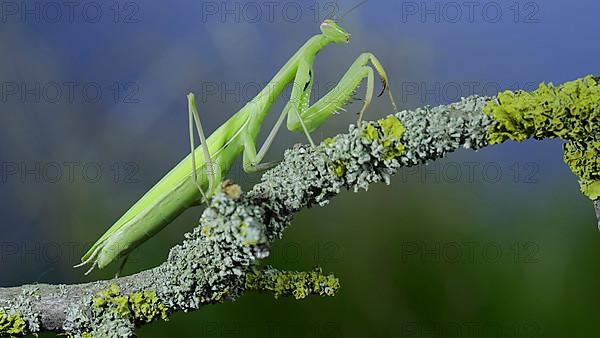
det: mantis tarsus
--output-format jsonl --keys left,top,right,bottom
{"left": 76, "top": 18, "right": 398, "bottom": 275}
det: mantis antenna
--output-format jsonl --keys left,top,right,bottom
{"left": 340, "top": 0, "right": 369, "bottom": 20}
{"left": 332, "top": 0, "right": 340, "bottom": 20}
{"left": 329, "top": 0, "right": 398, "bottom": 115}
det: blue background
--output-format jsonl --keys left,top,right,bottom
{"left": 0, "top": 0, "right": 599, "bottom": 336}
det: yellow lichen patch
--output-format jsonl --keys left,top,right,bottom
{"left": 581, "top": 180, "right": 600, "bottom": 200}
{"left": 323, "top": 137, "right": 335, "bottom": 146}
{"left": 564, "top": 140, "right": 600, "bottom": 182}
{"left": 377, "top": 116, "right": 406, "bottom": 160}
{"left": 201, "top": 225, "right": 212, "bottom": 236}
{"left": 563, "top": 139, "right": 600, "bottom": 200}
{"left": 92, "top": 284, "right": 169, "bottom": 325}
{"left": 128, "top": 291, "right": 169, "bottom": 323}
{"left": 246, "top": 266, "right": 340, "bottom": 299}
{"left": 485, "top": 76, "right": 600, "bottom": 200}
{"left": 362, "top": 123, "right": 379, "bottom": 141}
{"left": 360, "top": 115, "right": 407, "bottom": 160}
{"left": 484, "top": 75, "right": 600, "bottom": 144}
{"left": 0, "top": 309, "right": 26, "bottom": 337}
{"left": 333, "top": 160, "right": 346, "bottom": 177}
{"left": 378, "top": 115, "right": 406, "bottom": 141}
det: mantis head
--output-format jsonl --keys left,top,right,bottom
{"left": 320, "top": 19, "right": 350, "bottom": 43}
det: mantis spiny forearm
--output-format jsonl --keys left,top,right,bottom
{"left": 76, "top": 19, "right": 397, "bottom": 275}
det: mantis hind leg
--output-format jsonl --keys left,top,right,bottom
{"left": 187, "top": 93, "right": 217, "bottom": 203}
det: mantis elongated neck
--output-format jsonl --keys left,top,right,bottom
{"left": 248, "top": 34, "right": 334, "bottom": 122}
{"left": 271, "top": 34, "right": 333, "bottom": 86}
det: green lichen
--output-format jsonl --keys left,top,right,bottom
{"left": 201, "top": 224, "right": 211, "bottom": 236}
{"left": 323, "top": 137, "right": 336, "bottom": 146}
{"left": 484, "top": 75, "right": 600, "bottom": 144}
{"left": 362, "top": 123, "right": 379, "bottom": 141}
{"left": 484, "top": 75, "right": 600, "bottom": 199}
{"left": 0, "top": 309, "right": 26, "bottom": 337}
{"left": 333, "top": 160, "right": 346, "bottom": 177}
{"left": 92, "top": 284, "right": 169, "bottom": 325}
{"left": 128, "top": 292, "right": 168, "bottom": 323}
{"left": 379, "top": 116, "right": 406, "bottom": 160}
{"left": 379, "top": 115, "right": 406, "bottom": 140}
{"left": 564, "top": 140, "right": 600, "bottom": 179}
{"left": 580, "top": 180, "right": 600, "bottom": 200}
{"left": 246, "top": 266, "right": 340, "bottom": 300}
{"left": 383, "top": 143, "right": 406, "bottom": 161}
{"left": 564, "top": 139, "right": 600, "bottom": 199}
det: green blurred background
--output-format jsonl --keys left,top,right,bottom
{"left": 0, "top": 0, "right": 599, "bottom": 337}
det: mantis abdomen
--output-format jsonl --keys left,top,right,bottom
{"left": 82, "top": 113, "right": 247, "bottom": 269}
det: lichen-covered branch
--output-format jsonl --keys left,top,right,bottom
{"left": 0, "top": 75, "right": 598, "bottom": 337}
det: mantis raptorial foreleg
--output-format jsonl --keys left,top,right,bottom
{"left": 287, "top": 52, "right": 398, "bottom": 131}
{"left": 244, "top": 52, "right": 398, "bottom": 173}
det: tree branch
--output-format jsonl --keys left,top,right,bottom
{"left": 1, "top": 76, "right": 598, "bottom": 337}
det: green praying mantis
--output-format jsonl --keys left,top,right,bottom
{"left": 76, "top": 14, "right": 398, "bottom": 275}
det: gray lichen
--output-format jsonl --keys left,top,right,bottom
{"left": 397, "top": 95, "right": 494, "bottom": 165}
{"left": 63, "top": 302, "right": 91, "bottom": 337}
{"left": 156, "top": 193, "right": 270, "bottom": 311}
